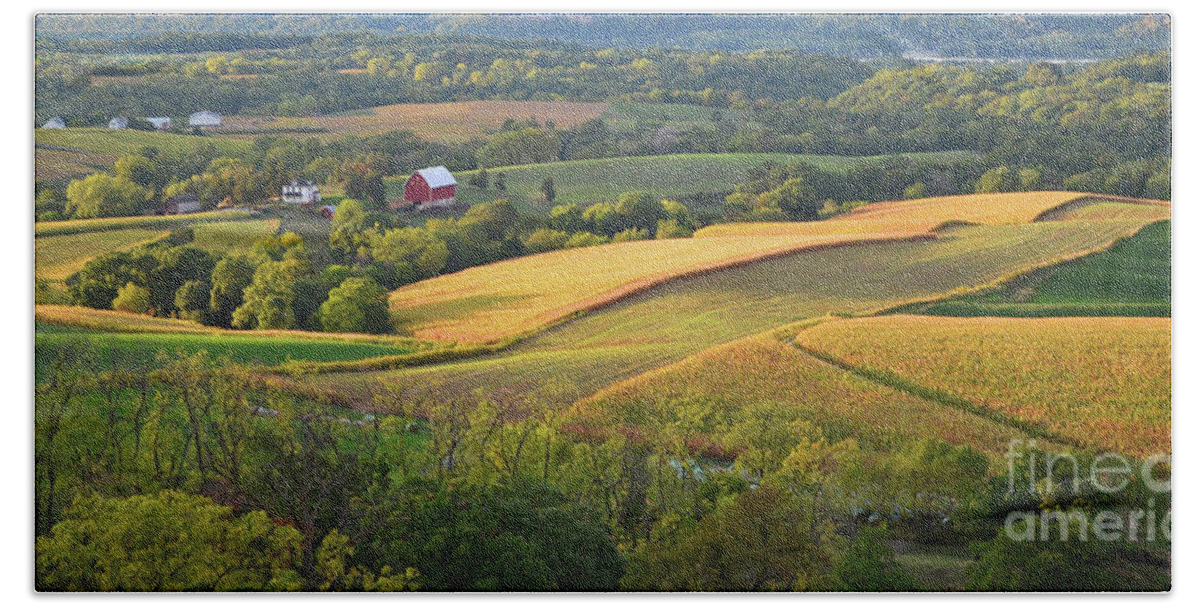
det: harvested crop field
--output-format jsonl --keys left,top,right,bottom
{"left": 218, "top": 101, "right": 610, "bottom": 142}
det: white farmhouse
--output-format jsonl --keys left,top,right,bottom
{"left": 146, "top": 117, "right": 172, "bottom": 130}
{"left": 282, "top": 179, "right": 321, "bottom": 205}
{"left": 42, "top": 117, "right": 66, "bottom": 129}
{"left": 189, "top": 111, "right": 222, "bottom": 127}
{"left": 108, "top": 116, "right": 128, "bottom": 130}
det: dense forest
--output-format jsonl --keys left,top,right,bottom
{"left": 36, "top": 13, "right": 1170, "bottom": 58}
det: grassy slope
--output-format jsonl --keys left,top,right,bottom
{"left": 792, "top": 315, "right": 1171, "bottom": 457}
{"left": 36, "top": 210, "right": 255, "bottom": 237}
{"left": 914, "top": 218, "right": 1170, "bottom": 317}
{"left": 34, "top": 305, "right": 433, "bottom": 350}
{"left": 389, "top": 191, "right": 1111, "bottom": 345}
{"left": 324, "top": 218, "right": 1152, "bottom": 409}
{"left": 35, "top": 228, "right": 167, "bottom": 283}
{"left": 35, "top": 219, "right": 280, "bottom": 288}
{"left": 189, "top": 219, "right": 282, "bottom": 254}
{"left": 35, "top": 322, "right": 416, "bottom": 378}
{"left": 386, "top": 151, "right": 975, "bottom": 211}
{"left": 34, "top": 128, "right": 252, "bottom": 158}
{"left": 600, "top": 101, "right": 755, "bottom": 132}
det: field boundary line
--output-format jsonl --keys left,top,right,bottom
{"left": 488, "top": 233, "right": 938, "bottom": 346}
{"left": 787, "top": 338, "right": 1082, "bottom": 449}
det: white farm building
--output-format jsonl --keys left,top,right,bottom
{"left": 42, "top": 117, "right": 66, "bottom": 129}
{"left": 108, "top": 116, "right": 128, "bottom": 130}
{"left": 282, "top": 179, "right": 321, "bottom": 205}
{"left": 189, "top": 111, "right": 222, "bottom": 127}
{"left": 146, "top": 117, "right": 172, "bottom": 130}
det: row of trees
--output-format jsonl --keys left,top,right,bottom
{"left": 329, "top": 192, "right": 697, "bottom": 286}
{"left": 723, "top": 150, "right": 1172, "bottom": 225}
{"left": 35, "top": 347, "right": 1170, "bottom": 590}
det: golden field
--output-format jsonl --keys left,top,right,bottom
{"left": 389, "top": 192, "right": 1167, "bottom": 345}
{"left": 572, "top": 329, "right": 1058, "bottom": 459}
{"left": 792, "top": 315, "right": 1171, "bottom": 457}
{"left": 326, "top": 218, "right": 1155, "bottom": 410}
{"left": 389, "top": 232, "right": 931, "bottom": 344}
{"left": 694, "top": 192, "right": 1168, "bottom": 238}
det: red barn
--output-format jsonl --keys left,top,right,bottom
{"left": 401, "top": 166, "right": 457, "bottom": 210}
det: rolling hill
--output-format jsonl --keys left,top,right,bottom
{"left": 388, "top": 191, "right": 1158, "bottom": 345}
{"left": 326, "top": 212, "right": 1159, "bottom": 410}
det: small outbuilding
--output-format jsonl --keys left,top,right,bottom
{"left": 108, "top": 116, "right": 128, "bottom": 130}
{"left": 42, "top": 117, "right": 66, "bottom": 129}
{"left": 400, "top": 166, "right": 457, "bottom": 210}
{"left": 146, "top": 117, "right": 172, "bottom": 130}
{"left": 320, "top": 205, "right": 338, "bottom": 219}
{"left": 189, "top": 111, "right": 222, "bottom": 127}
{"left": 158, "top": 194, "right": 202, "bottom": 215}
{"left": 282, "top": 179, "right": 321, "bottom": 205}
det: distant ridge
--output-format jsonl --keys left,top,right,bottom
{"left": 36, "top": 13, "right": 1170, "bottom": 59}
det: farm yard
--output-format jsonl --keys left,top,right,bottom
{"left": 32, "top": 17, "right": 1172, "bottom": 591}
